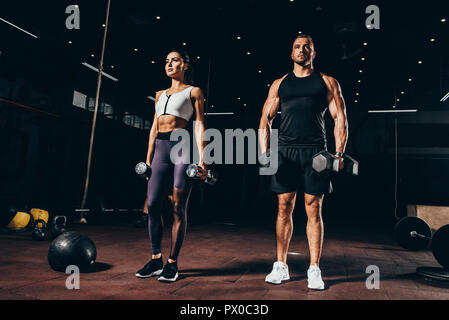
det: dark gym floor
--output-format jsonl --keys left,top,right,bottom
{"left": 1, "top": 218, "right": 448, "bottom": 300}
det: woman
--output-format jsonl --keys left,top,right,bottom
{"left": 136, "top": 50, "right": 206, "bottom": 282}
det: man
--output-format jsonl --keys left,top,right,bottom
{"left": 258, "top": 34, "right": 348, "bottom": 290}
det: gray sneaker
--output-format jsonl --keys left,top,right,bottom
{"left": 265, "top": 261, "right": 290, "bottom": 284}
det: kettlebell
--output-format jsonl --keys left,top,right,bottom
{"left": 50, "top": 215, "right": 67, "bottom": 238}
{"left": 32, "top": 219, "right": 47, "bottom": 241}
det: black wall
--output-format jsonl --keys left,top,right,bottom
{"left": 3, "top": 77, "right": 449, "bottom": 228}
{"left": 1, "top": 6, "right": 448, "bottom": 228}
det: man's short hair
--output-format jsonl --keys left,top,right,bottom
{"left": 292, "top": 34, "right": 315, "bottom": 48}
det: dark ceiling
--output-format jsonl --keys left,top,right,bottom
{"left": 1, "top": 0, "right": 448, "bottom": 118}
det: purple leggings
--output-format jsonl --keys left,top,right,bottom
{"left": 147, "top": 131, "right": 191, "bottom": 260}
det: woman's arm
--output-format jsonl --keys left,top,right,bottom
{"left": 191, "top": 87, "right": 206, "bottom": 168}
{"left": 146, "top": 91, "right": 163, "bottom": 166}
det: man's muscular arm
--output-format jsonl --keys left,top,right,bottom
{"left": 324, "top": 75, "right": 348, "bottom": 155}
{"left": 258, "top": 75, "right": 286, "bottom": 154}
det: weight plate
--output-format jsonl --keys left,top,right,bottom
{"left": 432, "top": 224, "right": 449, "bottom": 270}
{"left": 395, "top": 216, "right": 431, "bottom": 251}
{"left": 416, "top": 267, "right": 449, "bottom": 280}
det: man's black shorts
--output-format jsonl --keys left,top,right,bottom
{"left": 271, "top": 146, "right": 333, "bottom": 195}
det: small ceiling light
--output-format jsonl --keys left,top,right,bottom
{"left": 237, "top": 97, "right": 241, "bottom": 100}
{"left": 151, "top": 60, "right": 155, "bottom": 64}
{"left": 258, "top": 70, "right": 262, "bottom": 73}
{"left": 355, "top": 100, "right": 358, "bottom": 103}
{"left": 156, "top": 16, "right": 161, "bottom": 20}
{"left": 359, "top": 70, "right": 363, "bottom": 73}
{"left": 246, "top": 51, "right": 251, "bottom": 55}
{"left": 361, "top": 57, "right": 366, "bottom": 61}
{"left": 134, "top": 48, "right": 138, "bottom": 52}
{"left": 430, "top": 38, "right": 436, "bottom": 42}
{"left": 408, "top": 78, "right": 412, "bottom": 82}
{"left": 111, "top": 65, "right": 114, "bottom": 69}
{"left": 91, "top": 54, "right": 95, "bottom": 57}
{"left": 357, "top": 80, "right": 361, "bottom": 83}
{"left": 363, "top": 42, "right": 368, "bottom": 46}
{"left": 397, "top": 98, "right": 400, "bottom": 102}
{"left": 418, "top": 60, "right": 422, "bottom": 64}
{"left": 197, "top": 56, "right": 200, "bottom": 59}
{"left": 237, "top": 36, "right": 241, "bottom": 40}
{"left": 102, "top": 24, "right": 105, "bottom": 27}
{"left": 243, "top": 104, "right": 247, "bottom": 107}
{"left": 267, "top": 84, "right": 270, "bottom": 87}
{"left": 298, "top": 31, "right": 302, "bottom": 34}
{"left": 68, "top": 40, "right": 72, "bottom": 44}
{"left": 401, "top": 91, "right": 405, "bottom": 95}
{"left": 182, "top": 42, "right": 187, "bottom": 46}
{"left": 356, "top": 93, "right": 359, "bottom": 96}
{"left": 441, "top": 18, "right": 446, "bottom": 22}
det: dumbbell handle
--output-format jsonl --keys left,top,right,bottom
{"left": 186, "top": 164, "right": 217, "bottom": 185}
{"left": 205, "top": 171, "right": 217, "bottom": 185}
{"left": 410, "top": 231, "right": 432, "bottom": 240}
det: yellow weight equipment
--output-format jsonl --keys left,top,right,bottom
{"left": 30, "top": 208, "right": 49, "bottom": 224}
{"left": 7, "top": 211, "right": 32, "bottom": 230}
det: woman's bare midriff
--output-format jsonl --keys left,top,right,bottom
{"left": 158, "top": 114, "right": 188, "bottom": 133}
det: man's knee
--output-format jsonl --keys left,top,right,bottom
{"left": 305, "top": 195, "right": 323, "bottom": 221}
{"left": 278, "top": 201, "right": 294, "bottom": 219}
{"left": 304, "top": 194, "right": 323, "bottom": 208}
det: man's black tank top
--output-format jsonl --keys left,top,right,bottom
{"left": 278, "top": 70, "right": 328, "bottom": 148}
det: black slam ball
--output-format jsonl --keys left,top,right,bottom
{"left": 48, "top": 231, "right": 97, "bottom": 272}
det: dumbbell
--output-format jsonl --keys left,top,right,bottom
{"left": 50, "top": 215, "right": 67, "bottom": 238}
{"left": 32, "top": 219, "right": 47, "bottom": 241}
{"left": 135, "top": 162, "right": 152, "bottom": 180}
{"left": 185, "top": 164, "right": 217, "bottom": 185}
{"left": 312, "top": 151, "right": 359, "bottom": 177}
{"left": 395, "top": 216, "right": 449, "bottom": 271}
{"left": 341, "top": 154, "right": 359, "bottom": 176}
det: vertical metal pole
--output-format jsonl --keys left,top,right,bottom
{"left": 204, "top": 57, "right": 212, "bottom": 128}
{"left": 81, "top": 0, "right": 112, "bottom": 209}
{"left": 393, "top": 89, "right": 398, "bottom": 219}
{"left": 440, "top": 44, "right": 443, "bottom": 96}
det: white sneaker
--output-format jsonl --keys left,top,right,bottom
{"left": 265, "top": 261, "right": 290, "bottom": 284}
{"left": 307, "top": 264, "right": 325, "bottom": 290}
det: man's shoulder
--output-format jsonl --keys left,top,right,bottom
{"left": 319, "top": 72, "right": 338, "bottom": 83}
{"left": 272, "top": 73, "right": 289, "bottom": 87}
{"left": 319, "top": 72, "right": 332, "bottom": 80}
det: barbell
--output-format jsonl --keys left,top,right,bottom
{"left": 395, "top": 216, "right": 449, "bottom": 270}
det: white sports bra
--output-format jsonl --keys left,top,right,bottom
{"left": 155, "top": 86, "right": 194, "bottom": 121}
